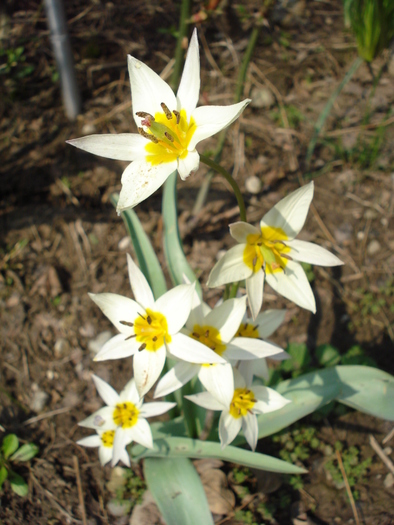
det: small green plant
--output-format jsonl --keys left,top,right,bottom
{"left": 107, "top": 467, "right": 146, "bottom": 515}
{"left": 270, "top": 104, "right": 305, "bottom": 129}
{"left": 0, "top": 434, "right": 39, "bottom": 497}
{"left": 0, "top": 46, "right": 34, "bottom": 79}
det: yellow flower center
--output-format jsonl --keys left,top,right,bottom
{"left": 139, "top": 105, "right": 196, "bottom": 165}
{"left": 113, "top": 402, "right": 139, "bottom": 429}
{"left": 101, "top": 430, "right": 115, "bottom": 448}
{"left": 235, "top": 322, "right": 259, "bottom": 339}
{"left": 229, "top": 388, "right": 256, "bottom": 419}
{"left": 243, "top": 226, "right": 291, "bottom": 274}
{"left": 134, "top": 309, "right": 171, "bottom": 352}
{"left": 190, "top": 324, "right": 226, "bottom": 366}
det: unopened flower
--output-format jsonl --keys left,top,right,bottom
{"left": 186, "top": 370, "right": 290, "bottom": 450}
{"left": 67, "top": 29, "right": 250, "bottom": 212}
{"left": 79, "top": 375, "right": 175, "bottom": 466}
{"left": 90, "top": 254, "right": 223, "bottom": 396}
{"left": 154, "top": 295, "right": 285, "bottom": 406}
{"left": 207, "top": 182, "right": 343, "bottom": 318}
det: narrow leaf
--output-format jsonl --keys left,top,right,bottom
{"left": 110, "top": 193, "right": 167, "bottom": 300}
{"left": 133, "top": 437, "right": 306, "bottom": 474}
{"left": 144, "top": 457, "right": 214, "bottom": 525}
{"left": 162, "top": 172, "right": 202, "bottom": 297}
{"left": 0, "top": 466, "right": 8, "bottom": 489}
{"left": 2, "top": 435, "right": 19, "bottom": 459}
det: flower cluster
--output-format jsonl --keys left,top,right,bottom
{"left": 74, "top": 30, "right": 343, "bottom": 465}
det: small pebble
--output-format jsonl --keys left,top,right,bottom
{"left": 46, "top": 370, "right": 54, "bottom": 380}
{"left": 245, "top": 175, "right": 262, "bottom": 194}
{"left": 367, "top": 239, "right": 381, "bottom": 256}
{"left": 82, "top": 123, "right": 97, "bottom": 135}
{"left": 250, "top": 86, "right": 275, "bottom": 108}
{"left": 118, "top": 236, "right": 131, "bottom": 250}
{"left": 381, "top": 217, "right": 388, "bottom": 227}
{"left": 357, "top": 231, "right": 365, "bottom": 241}
{"left": 54, "top": 338, "right": 69, "bottom": 357}
{"left": 88, "top": 330, "right": 113, "bottom": 355}
{"left": 384, "top": 473, "right": 394, "bottom": 489}
{"left": 364, "top": 209, "right": 378, "bottom": 220}
{"left": 30, "top": 386, "right": 50, "bottom": 413}
{"left": 383, "top": 446, "right": 392, "bottom": 456}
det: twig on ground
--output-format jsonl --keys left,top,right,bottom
{"left": 74, "top": 455, "right": 88, "bottom": 525}
{"left": 382, "top": 428, "right": 394, "bottom": 445}
{"left": 369, "top": 434, "right": 394, "bottom": 475}
{"left": 335, "top": 449, "right": 361, "bottom": 525}
{"left": 24, "top": 406, "right": 73, "bottom": 426}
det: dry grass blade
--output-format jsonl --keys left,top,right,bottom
{"left": 335, "top": 449, "right": 361, "bottom": 525}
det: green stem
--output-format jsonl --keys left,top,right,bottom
{"left": 200, "top": 155, "right": 247, "bottom": 223}
{"left": 170, "top": 0, "right": 191, "bottom": 91}
{"left": 305, "top": 56, "right": 364, "bottom": 169}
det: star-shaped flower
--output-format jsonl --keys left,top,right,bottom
{"left": 78, "top": 375, "right": 175, "bottom": 466}
{"left": 207, "top": 182, "right": 344, "bottom": 318}
{"left": 67, "top": 29, "right": 250, "bottom": 211}
{"left": 186, "top": 369, "right": 290, "bottom": 450}
{"left": 90, "top": 254, "right": 224, "bottom": 396}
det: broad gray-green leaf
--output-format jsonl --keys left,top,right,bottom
{"left": 9, "top": 471, "right": 28, "bottom": 497}
{"left": 133, "top": 437, "right": 306, "bottom": 474}
{"left": 10, "top": 443, "right": 39, "bottom": 462}
{"left": 144, "top": 457, "right": 214, "bottom": 525}
{"left": 110, "top": 193, "right": 167, "bottom": 300}
{"left": 2, "top": 435, "right": 19, "bottom": 459}
{"left": 162, "top": 172, "right": 202, "bottom": 297}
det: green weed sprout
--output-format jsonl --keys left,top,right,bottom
{"left": 0, "top": 434, "right": 39, "bottom": 497}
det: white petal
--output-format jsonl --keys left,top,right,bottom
{"left": 252, "top": 386, "right": 291, "bottom": 414}
{"left": 92, "top": 375, "right": 120, "bottom": 406}
{"left": 265, "top": 260, "right": 316, "bottom": 313}
{"left": 112, "top": 428, "right": 133, "bottom": 467}
{"left": 133, "top": 346, "right": 167, "bottom": 397}
{"left": 219, "top": 411, "right": 242, "bottom": 448}
{"left": 94, "top": 333, "right": 138, "bottom": 362}
{"left": 198, "top": 363, "right": 234, "bottom": 407}
{"left": 177, "top": 149, "right": 200, "bottom": 181}
{"left": 76, "top": 435, "right": 101, "bottom": 448}
{"left": 207, "top": 244, "right": 252, "bottom": 288}
{"left": 227, "top": 337, "right": 285, "bottom": 360}
{"left": 185, "top": 391, "right": 225, "bottom": 411}
{"left": 127, "top": 55, "right": 177, "bottom": 124}
{"left": 237, "top": 360, "right": 267, "bottom": 385}
{"left": 185, "top": 290, "right": 205, "bottom": 330}
{"left": 246, "top": 269, "right": 264, "bottom": 320}
{"left": 139, "top": 401, "right": 176, "bottom": 418}
{"left": 67, "top": 134, "right": 147, "bottom": 161}
{"left": 242, "top": 412, "right": 258, "bottom": 451}
{"left": 154, "top": 362, "right": 198, "bottom": 398}
{"left": 155, "top": 284, "right": 194, "bottom": 335}
{"left": 189, "top": 100, "right": 251, "bottom": 150}
{"left": 88, "top": 292, "right": 141, "bottom": 335}
{"left": 176, "top": 28, "right": 200, "bottom": 119}
{"left": 205, "top": 297, "right": 247, "bottom": 343}
{"left": 286, "top": 239, "right": 343, "bottom": 267}
{"left": 127, "top": 253, "right": 154, "bottom": 309}
{"left": 129, "top": 418, "right": 154, "bottom": 449}
{"left": 169, "top": 332, "right": 225, "bottom": 364}
{"left": 117, "top": 159, "right": 177, "bottom": 212}
{"left": 119, "top": 378, "right": 140, "bottom": 405}
{"left": 255, "top": 309, "right": 286, "bottom": 339}
{"left": 99, "top": 446, "right": 113, "bottom": 466}
{"left": 260, "top": 182, "right": 314, "bottom": 240}
{"left": 79, "top": 407, "right": 116, "bottom": 431}
{"left": 119, "top": 448, "right": 131, "bottom": 467}
{"left": 229, "top": 222, "right": 260, "bottom": 243}
{"left": 233, "top": 367, "right": 247, "bottom": 389}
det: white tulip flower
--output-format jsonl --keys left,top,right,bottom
{"left": 90, "top": 254, "right": 224, "bottom": 397}
{"left": 207, "top": 182, "right": 343, "bottom": 318}
{"left": 186, "top": 370, "right": 290, "bottom": 450}
{"left": 78, "top": 375, "right": 176, "bottom": 466}
{"left": 77, "top": 430, "right": 129, "bottom": 467}
{"left": 67, "top": 29, "right": 250, "bottom": 212}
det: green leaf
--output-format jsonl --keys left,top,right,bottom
{"left": 281, "top": 342, "right": 310, "bottom": 372}
{"left": 110, "top": 193, "right": 167, "bottom": 300}
{"left": 10, "top": 443, "right": 39, "bottom": 462}
{"left": 9, "top": 471, "right": 28, "bottom": 497}
{"left": 2, "top": 435, "right": 19, "bottom": 459}
{"left": 162, "top": 172, "right": 202, "bottom": 297}
{"left": 133, "top": 437, "right": 306, "bottom": 474}
{"left": 0, "top": 466, "right": 8, "bottom": 489}
{"left": 316, "top": 344, "right": 341, "bottom": 367}
{"left": 144, "top": 458, "right": 214, "bottom": 525}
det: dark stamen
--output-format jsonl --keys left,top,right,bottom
{"left": 152, "top": 336, "right": 158, "bottom": 342}
{"left": 138, "top": 312, "right": 146, "bottom": 320}
{"left": 120, "top": 320, "right": 134, "bottom": 327}
{"left": 173, "top": 110, "right": 181, "bottom": 124}
{"left": 253, "top": 325, "right": 259, "bottom": 331}
{"left": 139, "top": 343, "right": 147, "bottom": 351}
{"left": 204, "top": 330, "right": 210, "bottom": 338}
{"left": 125, "top": 334, "right": 137, "bottom": 340}
{"left": 164, "top": 132, "right": 174, "bottom": 142}
{"left": 192, "top": 332, "right": 200, "bottom": 338}
{"left": 138, "top": 127, "right": 158, "bottom": 143}
{"left": 136, "top": 111, "right": 155, "bottom": 121}
{"left": 147, "top": 315, "right": 152, "bottom": 325}
{"left": 161, "top": 103, "right": 173, "bottom": 120}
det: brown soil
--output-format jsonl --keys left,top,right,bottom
{"left": 1, "top": 1, "right": 393, "bottom": 524}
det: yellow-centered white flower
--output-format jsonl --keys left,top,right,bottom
{"left": 67, "top": 29, "right": 250, "bottom": 212}
{"left": 89, "top": 254, "right": 223, "bottom": 397}
{"left": 78, "top": 375, "right": 175, "bottom": 466}
{"left": 154, "top": 293, "right": 285, "bottom": 407}
{"left": 207, "top": 182, "right": 343, "bottom": 319}
{"left": 186, "top": 369, "right": 290, "bottom": 450}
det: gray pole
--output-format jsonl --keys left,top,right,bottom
{"left": 44, "top": 0, "right": 81, "bottom": 120}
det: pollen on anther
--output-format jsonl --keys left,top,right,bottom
{"left": 120, "top": 320, "right": 134, "bottom": 327}
{"left": 173, "top": 110, "right": 181, "bottom": 124}
{"left": 138, "top": 127, "right": 158, "bottom": 143}
{"left": 160, "top": 103, "right": 173, "bottom": 120}
{"left": 147, "top": 316, "right": 152, "bottom": 325}
{"left": 139, "top": 343, "right": 147, "bottom": 351}
{"left": 165, "top": 132, "right": 174, "bottom": 142}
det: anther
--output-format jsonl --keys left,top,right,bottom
{"left": 251, "top": 398, "right": 257, "bottom": 403}
{"left": 205, "top": 330, "right": 210, "bottom": 338}
{"left": 281, "top": 254, "right": 292, "bottom": 261}
{"left": 147, "top": 315, "right": 152, "bottom": 325}
{"left": 164, "top": 132, "right": 174, "bottom": 142}
{"left": 120, "top": 320, "right": 134, "bottom": 327}
{"left": 136, "top": 111, "right": 155, "bottom": 121}
{"left": 160, "top": 103, "right": 173, "bottom": 120}
{"left": 192, "top": 332, "right": 200, "bottom": 338}
{"left": 138, "top": 127, "right": 159, "bottom": 143}
{"left": 253, "top": 325, "right": 259, "bottom": 331}
{"left": 152, "top": 336, "right": 158, "bottom": 342}
{"left": 125, "top": 334, "right": 137, "bottom": 340}
{"left": 139, "top": 343, "right": 147, "bottom": 351}
{"left": 173, "top": 110, "right": 181, "bottom": 124}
